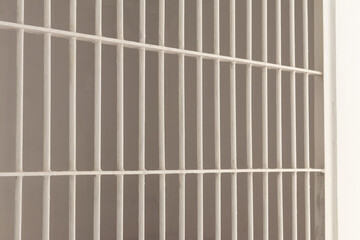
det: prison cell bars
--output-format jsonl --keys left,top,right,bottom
{"left": 0, "top": 0, "right": 325, "bottom": 239}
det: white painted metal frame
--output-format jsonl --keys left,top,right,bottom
{"left": 0, "top": 0, "right": 334, "bottom": 239}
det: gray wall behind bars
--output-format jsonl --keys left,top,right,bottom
{"left": 0, "top": 0, "right": 315, "bottom": 239}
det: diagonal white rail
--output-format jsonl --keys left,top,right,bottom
{"left": 0, "top": 21, "right": 322, "bottom": 76}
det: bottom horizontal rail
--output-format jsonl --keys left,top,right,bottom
{"left": 0, "top": 168, "right": 324, "bottom": 177}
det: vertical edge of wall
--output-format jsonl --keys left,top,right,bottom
{"left": 335, "top": 0, "right": 360, "bottom": 239}
{"left": 314, "top": 0, "right": 338, "bottom": 239}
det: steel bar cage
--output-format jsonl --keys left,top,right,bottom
{"left": 0, "top": 0, "right": 333, "bottom": 239}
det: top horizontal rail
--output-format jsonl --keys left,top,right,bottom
{"left": 0, "top": 21, "right": 322, "bottom": 76}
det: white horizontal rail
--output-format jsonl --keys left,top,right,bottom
{"left": 0, "top": 21, "right": 322, "bottom": 75}
{"left": 0, "top": 168, "right": 324, "bottom": 177}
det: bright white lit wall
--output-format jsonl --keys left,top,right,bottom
{"left": 335, "top": 0, "right": 360, "bottom": 239}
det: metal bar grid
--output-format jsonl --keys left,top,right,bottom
{"left": 0, "top": 0, "right": 325, "bottom": 239}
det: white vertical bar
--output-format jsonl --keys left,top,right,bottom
{"left": 69, "top": 43, "right": 77, "bottom": 240}
{"left": 93, "top": 175, "right": 101, "bottom": 240}
{"left": 214, "top": 0, "right": 221, "bottom": 239}
{"left": 69, "top": 1, "right": 77, "bottom": 240}
{"left": 275, "top": 0, "right": 283, "bottom": 239}
{"left": 43, "top": 0, "right": 51, "bottom": 239}
{"left": 42, "top": 177, "right": 50, "bottom": 240}
{"left": 14, "top": 0, "right": 24, "bottom": 239}
{"left": 116, "top": 175, "right": 124, "bottom": 240}
{"left": 229, "top": 0, "right": 237, "bottom": 239}
{"left": 158, "top": 0, "right": 166, "bottom": 239}
{"left": 262, "top": 0, "right": 269, "bottom": 240}
{"left": 14, "top": 178, "right": 23, "bottom": 240}
{"left": 94, "top": 0, "right": 102, "bottom": 239}
{"left": 138, "top": 0, "right": 146, "bottom": 239}
{"left": 178, "top": 0, "right": 185, "bottom": 239}
{"left": 302, "top": 0, "right": 310, "bottom": 239}
{"left": 116, "top": 0, "right": 124, "bottom": 239}
{"left": 196, "top": 0, "right": 203, "bottom": 239}
{"left": 289, "top": 0, "right": 297, "bottom": 239}
{"left": 246, "top": 0, "right": 254, "bottom": 239}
